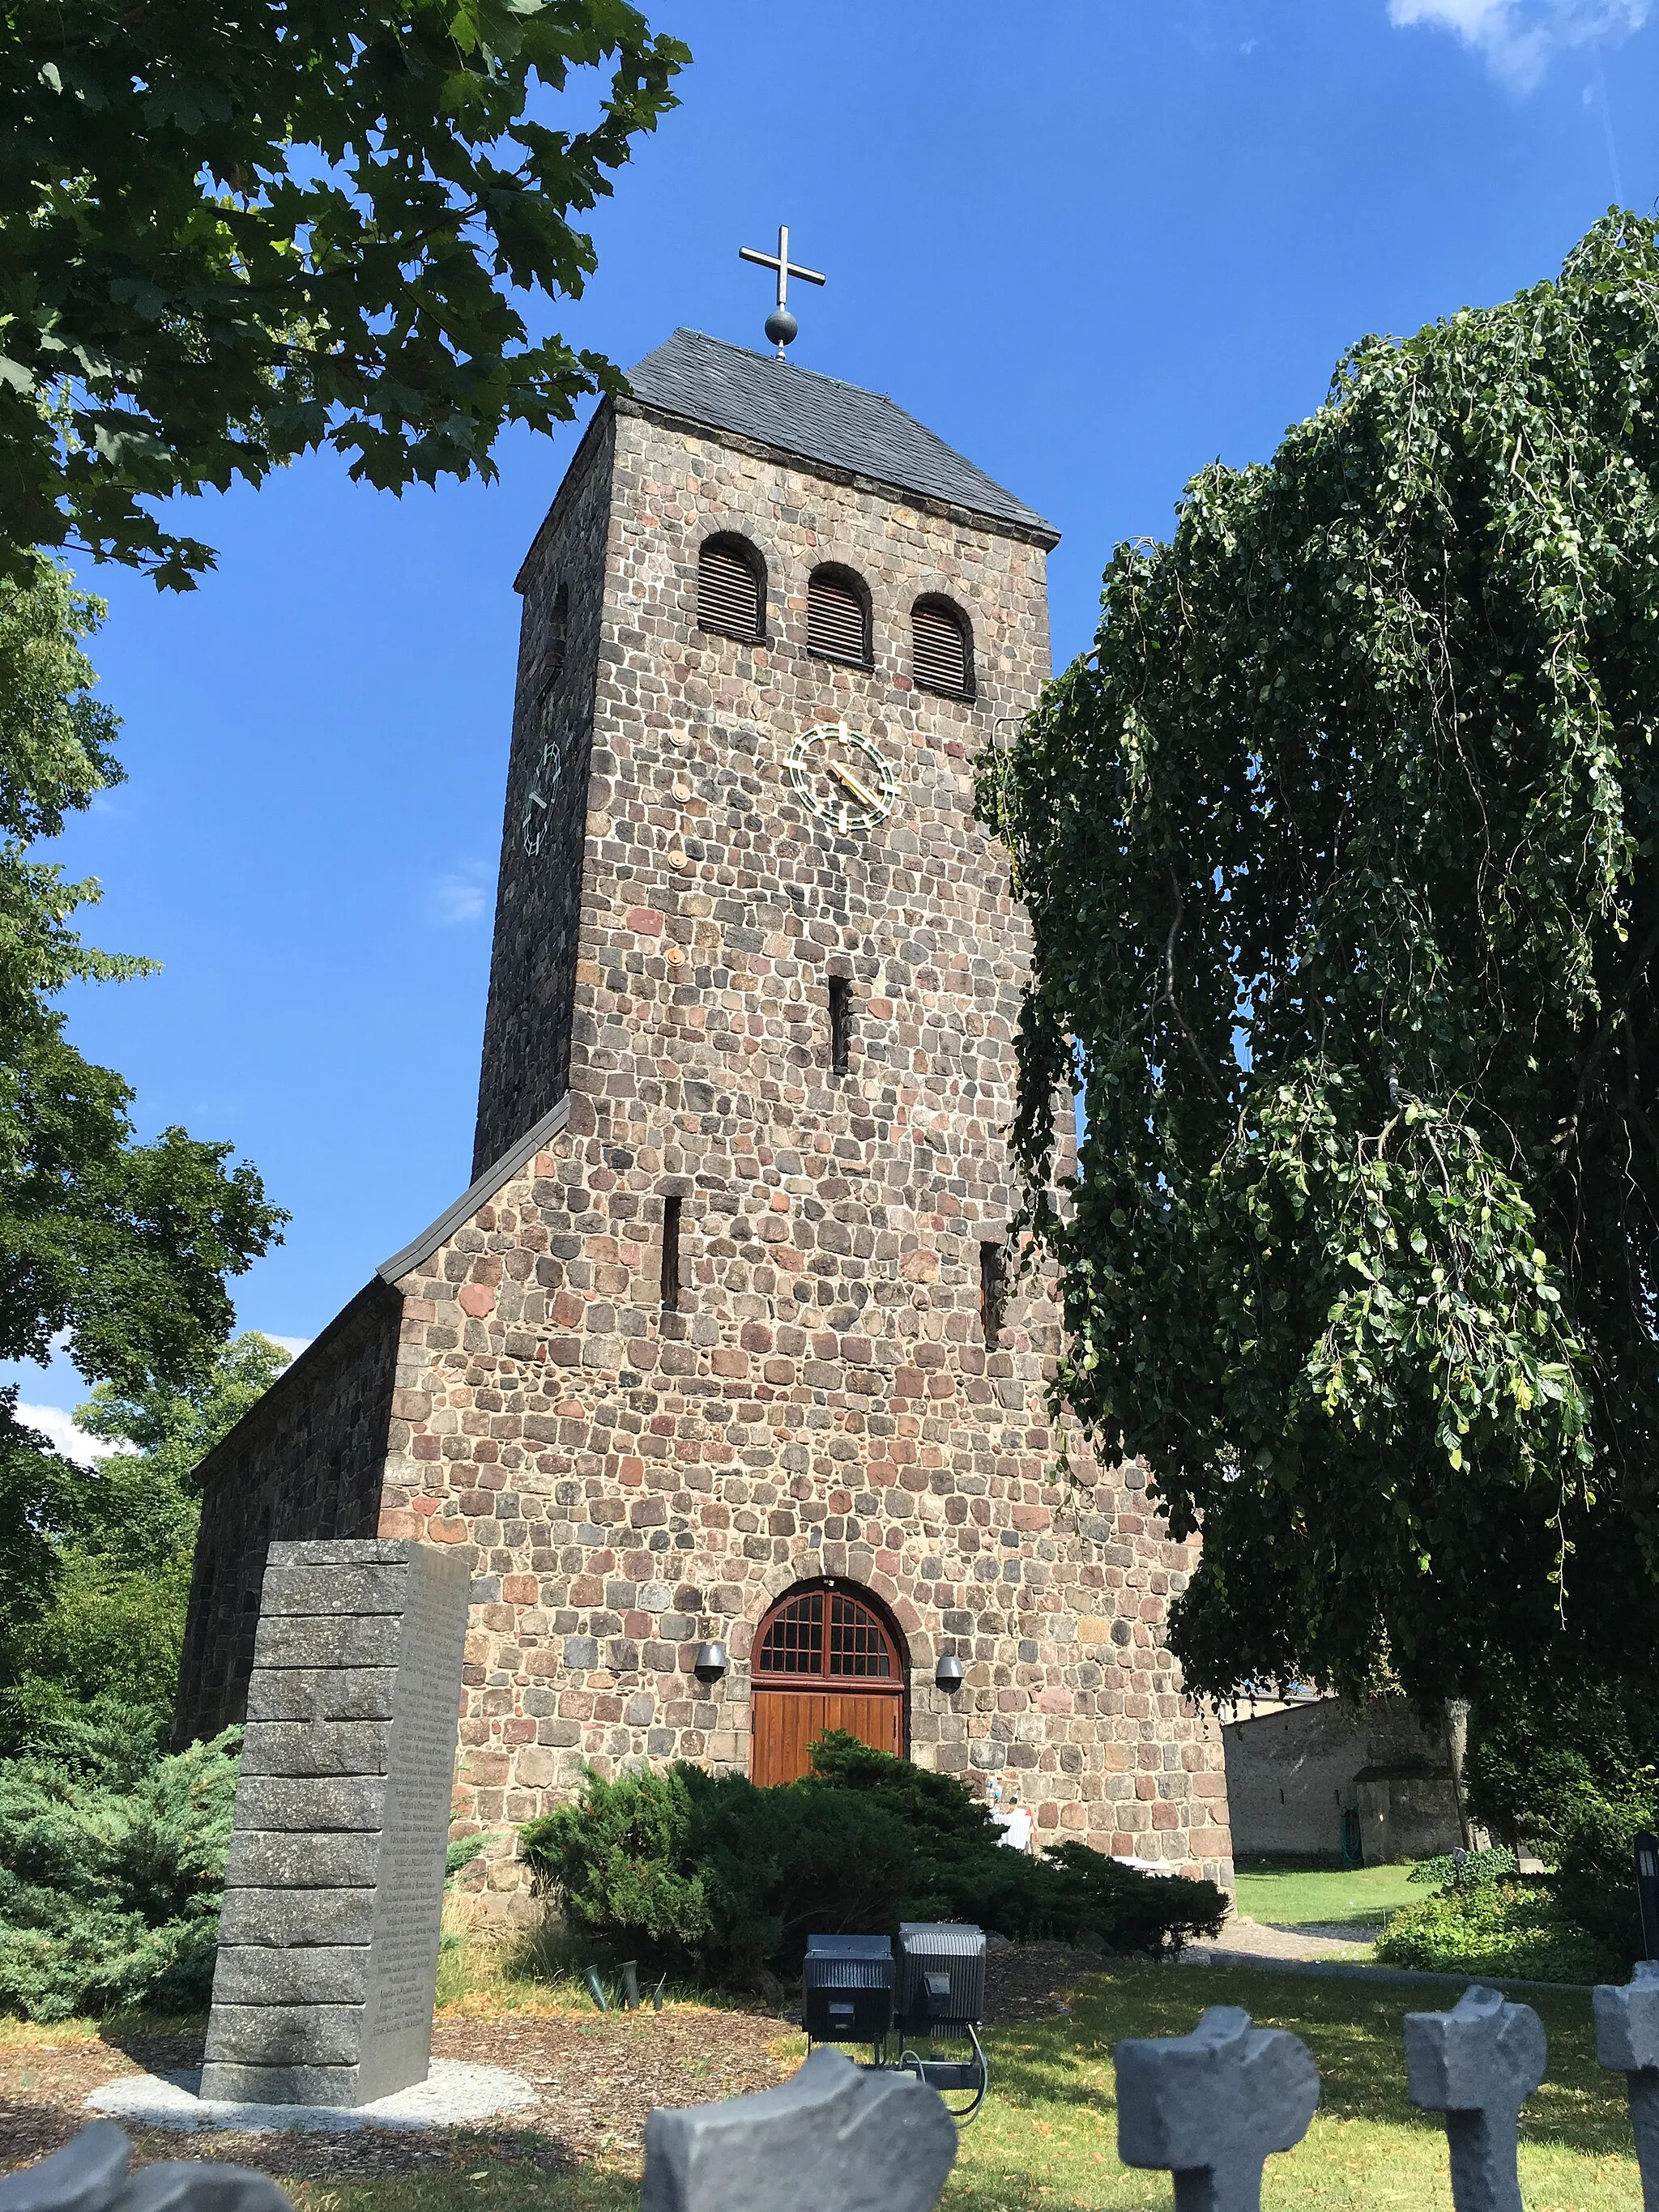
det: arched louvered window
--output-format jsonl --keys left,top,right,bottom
{"left": 911, "top": 596, "right": 973, "bottom": 700}
{"left": 697, "top": 535, "right": 765, "bottom": 643}
{"left": 807, "top": 567, "right": 870, "bottom": 667}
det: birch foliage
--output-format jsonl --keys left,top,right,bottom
{"left": 982, "top": 212, "right": 1659, "bottom": 1706}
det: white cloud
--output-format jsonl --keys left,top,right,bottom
{"left": 430, "top": 861, "right": 493, "bottom": 926}
{"left": 16, "top": 1401, "right": 136, "bottom": 1469}
{"left": 1388, "top": 0, "right": 1649, "bottom": 88}
{"left": 265, "top": 1335, "right": 313, "bottom": 1359}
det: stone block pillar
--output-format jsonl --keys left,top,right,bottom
{"left": 200, "top": 1538, "right": 471, "bottom": 2108}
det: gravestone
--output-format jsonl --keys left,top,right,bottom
{"left": 1596, "top": 1958, "right": 1659, "bottom": 2210}
{"left": 1115, "top": 2005, "right": 1320, "bottom": 2212}
{"left": 643, "top": 2047, "right": 957, "bottom": 2212}
{"left": 1404, "top": 1982, "right": 1546, "bottom": 2212}
{"left": 200, "top": 1538, "right": 471, "bottom": 2108}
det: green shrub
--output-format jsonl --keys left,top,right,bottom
{"left": 0, "top": 1698, "right": 240, "bottom": 2020}
{"left": 520, "top": 1735, "right": 1228, "bottom": 1989}
{"left": 806, "top": 1732, "right": 1003, "bottom": 1848}
{"left": 1408, "top": 1846, "right": 1517, "bottom": 1888}
{"left": 520, "top": 1758, "right": 915, "bottom": 1984}
{"left": 1375, "top": 1878, "right": 1622, "bottom": 1984}
{"left": 1550, "top": 1794, "right": 1652, "bottom": 1966}
{"left": 1461, "top": 1676, "right": 1659, "bottom": 1971}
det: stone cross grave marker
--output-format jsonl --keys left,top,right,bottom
{"left": 200, "top": 1538, "right": 471, "bottom": 2108}
{"left": 1115, "top": 2003, "right": 1320, "bottom": 2212}
{"left": 1597, "top": 1955, "right": 1659, "bottom": 2210}
{"left": 0, "top": 2118, "right": 292, "bottom": 2212}
{"left": 1404, "top": 1982, "right": 1547, "bottom": 2212}
{"left": 642, "top": 2047, "right": 957, "bottom": 2212}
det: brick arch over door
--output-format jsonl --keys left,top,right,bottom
{"left": 750, "top": 1579, "right": 908, "bottom": 1787}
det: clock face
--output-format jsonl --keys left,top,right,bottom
{"left": 521, "top": 738, "right": 562, "bottom": 856}
{"left": 785, "top": 720, "right": 898, "bottom": 835}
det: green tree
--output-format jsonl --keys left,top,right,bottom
{"left": 0, "top": 1333, "right": 291, "bottom": 1743}
{"left": 0, "top": 1702, "right": 241, "bottom": 2020}
{"left": 0, "top": 0, "right": 687, "bottom": 586}
{"left": 0, "top": 561, "right": 283, "bottom": 1694}
{"left": 981, "top": 211, "right": 1659, "bottom": 1713}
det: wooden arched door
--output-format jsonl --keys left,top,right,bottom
{"left": 750, "top": 1581, "right": 906, "bottom": 1786}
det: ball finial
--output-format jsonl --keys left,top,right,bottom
{"left": 740, "top": 224, "right": 825, "bottom": 358}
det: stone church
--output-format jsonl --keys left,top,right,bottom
{"left": 174, "top": 322, "right": 1235, "bottom": 1903}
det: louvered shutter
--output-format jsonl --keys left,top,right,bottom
{"left": 808, "top": 572, "right": 868, "bottom": 664}
{"left": 913, "top": 600, "right": 970, "bottom": 697}
{"left": 698, "top": 540, "right": 762, "bottom": 641}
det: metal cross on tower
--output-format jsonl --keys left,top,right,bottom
{"left": 739, "top": 224, "right": 826, "bottom": 358}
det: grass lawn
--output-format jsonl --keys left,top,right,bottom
{"left": 1233, "top": 1861, "right": 1424, "bottom": 1933}
{"left": 265, "top": 1960, "right": 1638, "bottom": 2212}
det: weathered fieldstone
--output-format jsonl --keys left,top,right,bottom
{"left": 201, "top": 1539, "right": 470, "bottom": 2108}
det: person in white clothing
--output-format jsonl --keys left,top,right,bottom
{"left": 992, "top": 1795, "right": 1035, "bottom": 1852}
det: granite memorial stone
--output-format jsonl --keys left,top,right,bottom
{"left": 200, "top": 1538, "right": 471, "bottom": 2108}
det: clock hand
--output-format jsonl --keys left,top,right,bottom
{"left": 829, "top": 759, "right": 878, "bottom": 811}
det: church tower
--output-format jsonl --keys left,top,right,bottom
{"left": 176, "top": 322, "right": 1233, "bottom": 1896}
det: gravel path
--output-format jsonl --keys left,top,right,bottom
{"left": 1185, "top": 1913, "right": 1376, "bottom": 1964}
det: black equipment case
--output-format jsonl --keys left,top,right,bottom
{"left": 804, "top": 1933, "right": 895, "bottom": 2044}
{"left": 895, "top": 1922, "right": 987, "bottom": 2031}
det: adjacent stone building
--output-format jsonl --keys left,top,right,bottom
{"left": 1222, "top": 1695, "right": 1462, "bottom": 1865}
{"left": 176, "top": 327, "right": 1235, "bottom": 1903}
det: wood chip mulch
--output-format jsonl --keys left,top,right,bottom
{"left": 0, "top": 1942, "right": 1104, "bottom": 2186}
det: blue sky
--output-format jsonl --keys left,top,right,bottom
{"left": 16, "top": 0, "right": 1659, "bottom": 1454}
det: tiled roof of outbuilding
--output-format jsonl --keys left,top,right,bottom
{"left": 625, "top": 328, "right": 1056, "bottom": 542}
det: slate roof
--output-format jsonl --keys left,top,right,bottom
{"left": 625, "top": 328, "right": 1056, "bottom": 542}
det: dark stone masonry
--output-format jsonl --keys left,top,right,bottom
{"left": 175, "top": 1282, "right": 401, "bottom": 1751}
{"left": 178, "top": 327, "right": 1235, "bottom": 1906}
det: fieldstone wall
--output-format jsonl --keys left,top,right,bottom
{"left": 374, "top": 402, "right": 1232, "bottom": 1905}
{"left": 174, "top": 1282, "right": 403, "bottom": 1749}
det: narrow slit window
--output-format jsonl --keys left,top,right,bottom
{"left": 979, "top": 1242, "right": 1006, "bottom": 1348}
{"left": 543, "top": 581, "right": 569, "bottom": 687}
{"left": 829, "top": 974, "right": 851, "bottom": 1076}
{"left": 661, "top": 1195, "right": 683, "bottom": 1311}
